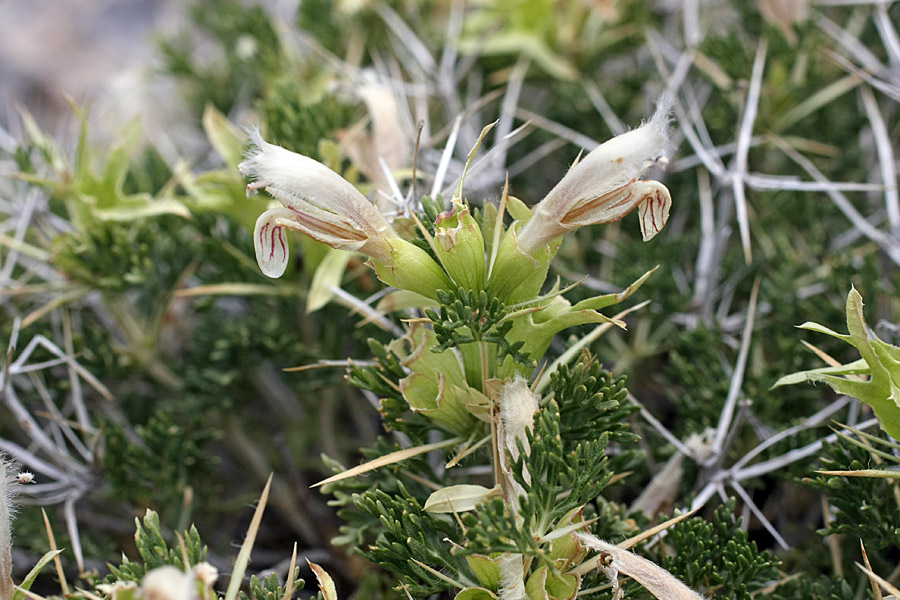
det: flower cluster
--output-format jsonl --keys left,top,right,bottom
{"left": 239, "top": 102, "right": 672, "bottom": 305}
{"left": 239, "top": 101, "right": 694, "bottom": 600}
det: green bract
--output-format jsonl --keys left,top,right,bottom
{"left": 774, "top": 287, "right": 900, "bottom": 440}
{"left": 435, "top": 201, "right": 487, "bottom": 293}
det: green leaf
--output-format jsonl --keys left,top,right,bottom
{"left": 796, "top": 321, "right": 848, "bottom": 340}
{"left": 569, "top": 267, "right": 657, "bottom": 312}
{"left": 99, "top": 119, "right": 143, "bottom": 201}
{"left": 13, "top": 550, "right": 63, "bottom": 600}
{"left": 94, "top": 195, "right": 191, "bottom": 221}
{"left": 423, "top": 484, "right": 499, "bottom": 513}
{"left": 771, "top": 358, "right": 869, "bottom": 388}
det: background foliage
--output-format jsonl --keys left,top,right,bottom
{"left": 1, "top": 0, "right": 900, "bottom": 598}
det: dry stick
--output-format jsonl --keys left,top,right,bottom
{"left": 512, "top": 108, "right": 598, "bottom": 150}
{"left": 682, "top": 81, "right": 727, "bottom": 170}
{"left": 708, "top": 277, "right": 760, "bottom": 463}
{"left": 691, "top": 167, "right": 716, "bottom": 313}
{"left": 0, "top": 191, "right": 39, "bottom": 286}
{"left": 683, "top": 0, "right": 701, "bottom": 47}
{"left": 770, "top": 134, "right": 900, "bottom": 264}
{"left": 583, "top": 80, "right": 626, "bottom": 135}
{"left": 730, "top": 395, "right": 852, "bottom": 472}
{"left": 63, "top": 498, "right": 84, "bottom": 575}
{"left": 744, "top": 175, "right": 884, "bottom": 193}
{"left": 493, "top": 55, "right": 530, "bottom": 173}
{"left": 376, "top": 5, "right": 436, "bottom": 73}
{"left": 857, "top": 563, "right": 900, "bottom": 598}
{"left": 430, "top": 116, "right": 462, "bottom": 198}
{"left": 61, "top": 310, "right": 91, "bottom": 433}
{"left": 815, "top": 14, "right": 886, "bottom": 73}
{"left": 692, "top": 418, "right": 881, "bottom": 511}
{"left": 873, "top": 2, "right": 900, "bottom": 67}
{"left": 732, "top": 37, "right": 767, "bottom": 264}
{"left": 730, "top": 481, "right": 789, "bottom": 550}
{"left": 441, "top": 121, "right": 531, "bottom": 200}
{"left": 645, "top": 34, "right": 728, "bottom": 180}
{"left": 507, "top": 139, "right": 567, "bottom": 179}
{"left": 859, "top": 85, "right": 900, "bottom": 237}
{"left": 627, "top": 393, "right": 695, "bottom": 460}
{"left": 822, "top": 47, "right": 900, "bottom": 103}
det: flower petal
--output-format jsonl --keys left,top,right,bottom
{"left": 635, "top": 181, "right": 672, "bottom": 241}
{"left": 253, "top": 208, "right": 293, "bottom": 278}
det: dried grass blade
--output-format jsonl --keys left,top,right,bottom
{"left": 856, "top": 562, "right": 900, "bottom": 598}
{"left": 174, "top": 283, "right": 299, "bottom": 298}
{"left": 312, "top": 436, "right": 464, "bottom": 488}
{"left": 816, "top": 469, "right": 900, "bottom": 479}
{"left": 224, "top": 474, "right": 272, "bottom": 600}
{"left": 308, "top": 561, "right": 338, "bottom": 600}
{"left": 283, "top": 543, "right": 298, "bottom": 600}
{"left": 860, "top": 541, "right": 884, "bottom": 600}
{"left": 40, "top": 510, "right": 68, "bottom": 596}
{"left": 617, "top": 507, "right": 700, "bottom": 550}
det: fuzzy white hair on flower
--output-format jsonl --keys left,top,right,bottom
{"left": 516, "top": 97, "right": 673, "bottom": 254}
{"left": 496, "top": 374, "right": 540, "bottom": 509}
{"left": 239, "top": 128, "right": 398, "bottom": 277}
{"left": 575, "top": 533, "right": 707, "bottom": 600}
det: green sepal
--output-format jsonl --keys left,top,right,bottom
{"left": 487, "top": 224, "right": 559, "bottom": 304}
{"left": 435, "top": 201, "right": 487, "bottom": 292}
{"left": 371, "top": 237, "right": 453, "bottom": 300}
{"left": 466, "top": 555, "right": 502, "bottom": 590}
{"left": 456, "top": 587, "right": 499, "bottom": 600}
{"left": 400, "top": 371, "right": 477, "bottom": 435}
{"left": 524, "top": 566, "right": 579, "bottom": 600}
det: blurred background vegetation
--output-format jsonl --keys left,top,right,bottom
{"left": 1, "top": 0, "right": 900, "bottom": 598}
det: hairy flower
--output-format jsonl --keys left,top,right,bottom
{"left": 140, "top": 566, "right": 196, "bottom": 600}
{"left": 239, "top": 129, "right": 398, "bottom": 277}
{"left": 239, "top": 130, "right": 451, "bottom": 298}
{"left": 516, "top": 99, "right": 673, "bottom": 255}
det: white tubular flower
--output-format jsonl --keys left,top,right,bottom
{"left": 239, "top": 129, "right": 398, "bottom": 277}
{"left": 516, "top": 100, "right": 673, "bottom": 255}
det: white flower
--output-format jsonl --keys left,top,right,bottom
{"left": 239, "top": 129, "right": 399, "bottom": 277}
{"left": 192, "top": 562, "right": 218, "bottom": 589}
{"left": 14, "top": 472, "right": 34, "bottom": 484}
{"left": 140, "top": 566, "right": 196, "bottom": 600}
{"left": 516, "top": 99, "right": 673, "bottom": 255}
